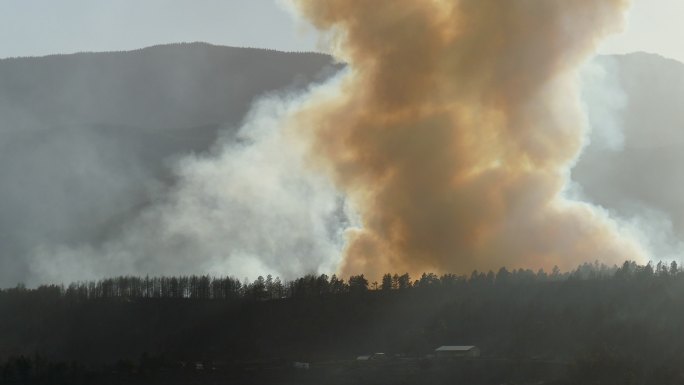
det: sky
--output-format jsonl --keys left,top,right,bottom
{"left": 601, "top": 0, "right": 684, "bottom": 61}
{"left": 0, "top": 0, "right": 318, "bottom": 57}
{"left": 0, "top": 0, "right": 682, "bottom": 62}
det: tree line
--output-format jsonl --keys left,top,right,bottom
{"left": 3, "top": 259, "right": 684, "bottom": 384}
{"left": 3, "top": 259, "right": 678, "bottom": 302}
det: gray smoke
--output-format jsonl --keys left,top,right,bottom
{"left": 575, "top": 53, "right": 684, "bottom": 262}
{"left": 0, "top": 43, "right": 341, "bottom": 286}
{"left": 27, "top": 84, "right": 348, "bottom": 284}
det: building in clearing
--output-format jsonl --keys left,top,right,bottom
{"left": 356, "top": 353, "right": 388, "bottom": 361}
{"left": 435, "top": 346, "right": 480, "bottom": 358}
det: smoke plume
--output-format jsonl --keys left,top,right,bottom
{"left": 290, "top": 0, "right": 647, "bottom": 277}
{"left": 25, "top": 86, "right": 347, "bottom": 285}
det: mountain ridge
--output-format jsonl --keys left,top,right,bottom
{"left": 0, "top": 42, "right": 683, "bottom": 286}
{"left": 0, "top": 41, "right": 332, "bottom": 61}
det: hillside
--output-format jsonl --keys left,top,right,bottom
{"left": 1, "top": 45, "right": 683, "bottom": 287}
{"left": 1, "top": 264, "right": 683, "bottom": 385}
{"left": 573, "top": 53, "right": 684, "bottom": 247}
{"left": 0, "top": 43, "right": 340, "bottom": 286}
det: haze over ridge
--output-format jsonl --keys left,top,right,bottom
{"left": 0, "top": 42, "right": 683, "bottom": 286}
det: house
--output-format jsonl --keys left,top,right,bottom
{"left": 356, "top": 353, "right": 388, "bottom": 361}
{"left": 434, "top": 345, "right": 480, "bottom": 358}
{"left": 293, "top": 362, "right": 310, "bottom": 370}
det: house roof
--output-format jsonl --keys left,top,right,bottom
{"left": 435, "top": 345, "right": 477, "bottom": 352}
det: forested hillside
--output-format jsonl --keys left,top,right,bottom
{"left": 2, "top": 261, "right": 684, "bottom": 384}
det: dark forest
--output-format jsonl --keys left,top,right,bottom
{"left": 2, "top": 261, "right": 684, "bottom": 384}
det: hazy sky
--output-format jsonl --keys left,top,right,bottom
{"left": 601, "top": 0, "right": 684, "bottom": 61}
{"left": 0, "top": 0, "right": 682, "bottom": 62}
{"left": 0, "top": 0, "right": 318, "bottom": 57}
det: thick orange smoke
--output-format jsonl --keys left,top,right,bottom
{"left": 290, "top": 0, "right": 645, "bottom": 278}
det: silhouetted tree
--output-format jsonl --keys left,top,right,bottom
{"left": 397, "top": 273, "right": 411, "bottom": 290}
{"left": 381, "top": 274, "right": 393, "bottom": 291}
{"left": 329, "top": 274, "right": 347, "bottom": 294}
{"left": 348, "top": 275, "right": 369, "bottom": 293}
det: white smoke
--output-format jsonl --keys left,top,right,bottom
{"left": 580, "top": 56, "right": 628, "bottom": 152}
{"left": 574, "top": 56, "right": 684, "bottom": 264}
{"left": 27, "top": 76, "right": 350, "bottom": 285}
{"left": 19, "top": 47, "right": 684, "bottom": 285}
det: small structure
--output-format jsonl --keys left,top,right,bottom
{"left": 293, "top": 362, "right": 310, "bottom": 370}
{"left": 356, "top": 353, "right": 388, "bottom": 361}
{"left": 435, "top": 346, "right": 480, "bottom": 358}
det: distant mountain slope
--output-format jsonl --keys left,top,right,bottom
{"left": 0, "top": 44, "right": 682, "bottom": 287}
{"left": 573, "top": 53, "right": 684, "bottom": 251}
{"left": 0, "top": 43, "right": 340, "bottom": 286}
{"left": 0, "top": 42, "right": 337, "bottom": 130}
